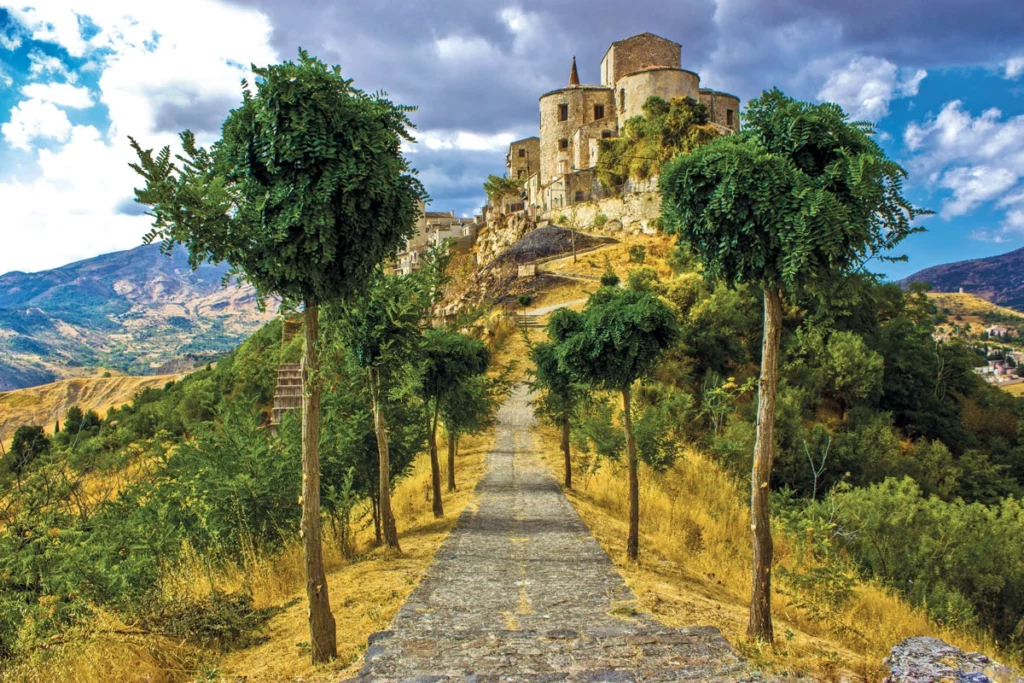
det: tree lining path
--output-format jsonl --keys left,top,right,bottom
{"left": 347, "top": 385, "right": 758, "bottom": 682}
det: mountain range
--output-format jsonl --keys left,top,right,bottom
{"left": 900, "top": 246, "right": 1024, "bottom": 312}
{"left": 0, "top": 244, "right": 277, "bottom": 391}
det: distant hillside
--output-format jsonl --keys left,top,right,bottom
{"left": 0, "top": 373, "right": 182, "bottom": 449}
{"left": 0, "top": 244, "right": 277, "bottom": 390}
{"left": 901, "top": 246, "right": 1024, "bottom": 311}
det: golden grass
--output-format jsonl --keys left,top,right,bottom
{"left": 928, "top": 292, "right": 1024, "bottom": 321}
{"left": 536, "top": 425, "right": 1010, "bottom": 681}
{"left": 14, "top": 430, "right": 493, "bottom": 683}
{"left": 0, "top": 374, "right": 182, "bottom": 450}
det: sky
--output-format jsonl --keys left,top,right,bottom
{"left": 0, "top": 1, "right": 1023, "bottom": 281}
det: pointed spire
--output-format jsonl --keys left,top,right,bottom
{"left": 569, "top": 56, "right": 580, "bottom": 86}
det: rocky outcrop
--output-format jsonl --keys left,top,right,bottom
{"left": 884, "top": 637, "right": 1023, "bottom": 682}
{"left": 476, "top": 211, "right": 538, "bottom": 267}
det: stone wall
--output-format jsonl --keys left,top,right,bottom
{"left": 551, "top": 191, "right": 663, "bottom": 237}
{"left": 699, "top": 89, "right": 741, "bottom": 131}
{"left": 616, "top": 68, "right": 700, "bottom": 127}
{"left": 600, "top": 33, "right": 681, "bottom": 87}
{"left": 571, "top": 118, "right": 617, "bottom": 170}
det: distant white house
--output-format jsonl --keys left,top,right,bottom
{"left": 987, "top": 325, "right": 1010, "bottom": 338}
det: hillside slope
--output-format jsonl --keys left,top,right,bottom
{"left": 901, "top": 246, "right": 1024, "bottom": 311}
{"left": 0, "top": 243, "right": 276, "bottom": 390}
{"left": 0, "top": 373, "right": 182, "bottom": 449}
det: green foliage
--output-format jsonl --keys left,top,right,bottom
{"left": 130, "top": 49, "right": 426, "bottom": 305}
{"left": 5, "top": 425, "right": 49, "bottom": 476}
{"left": 600, "top": 259, "right": 620, "bottom": 288}
{"left": 420, "top": 328, "right": 490, "bottom": 405}
{"left": 627, "top": 267, "right": 660, "bottom": 293}
{"left": 661, "top": 88, "right": 928, "bottom": 292}
{"left": 484, "top": 174, "right": 523, "bottom": 204}
{"left": 628, "top": 244, "right": 646, "bottom": 264}
{"left": 529, "top": 340, "right": 587, "bottom": 427}
{"left": 593, "top": 213, "right": 608, "bottom": 229}
{"left": 598, "top": 96, "right": 721, "bottom": 189}
{"left": 552, "top": 287, "right": 679, "bottom": 392}
{"left": 517, "top": 294, "right": 533, "bottom": 308}
{"left": 795, "top": 479, "right": 1024, "bottom": 639}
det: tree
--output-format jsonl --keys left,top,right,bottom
{"left": 6, "top": 426, "right": 50, "bottom": 477}
{"left": 419, "top": 328, "right": 490, "bottom": 516}
{"left": 129, "top": 51, "right": 425, "bottom": 663}
{"left": 530, "top": 340, "right": 587, "bottom": 488}
{"left": 326, "top": 268, "right": 434, "bottom": 550}
{"left": 439, "top": 372, "right": 506, "bottom": 492}
{"left": 660, "top": 88, "right": 926, "bottom": 642}
{"left": 550, "top": 286, "right": 679, "bottom": 560}
{"left": 597, "top": 95, "right": 722, "bottom": 189}
{"left": 483, "top": 174, "right": 523, "bottom": 205}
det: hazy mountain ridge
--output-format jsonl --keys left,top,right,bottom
{"left": 0, "top": 244, "right": 277, "bottom": 390}
{"left": 900, "top": 246, "right": 1024, "bottom": 311}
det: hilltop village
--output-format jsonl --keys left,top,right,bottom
{"left": 392, "top": 32, "right": 739, "bottom": 274}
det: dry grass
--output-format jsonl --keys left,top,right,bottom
{"left": 928, "top": 292, "right": 1024, "bottom": 321}
{"left": 16, "top": 430, "right": 493, "bottom": 683}
{"left": 0, "top": 373, "right": 182, "bottom": 450}
{"left": 535, "top": 425, "right": 1010, "bottom": 681}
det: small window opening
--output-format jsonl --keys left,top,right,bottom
{"left": 601, "top": 130, "right": 612, "bottom": 139}
{"left": 594, "top": 104, "right": 605, "bottom": 120}
{"left": 518, "top": 148, "right": 525, "bottom": 158}
{"left": 619, "top": 89, "right": 625, "bottom": 109}
{"left": 559, "top": 138, "right": 569, "bottom": 150}
{"left": 558, "top": 103, "right": 568, "bottom": 121}
{"left": 726, "top": 109, "right": 734, "bottom": 127}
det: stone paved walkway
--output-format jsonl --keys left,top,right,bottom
{"left": 348, "top": 385, "right": 756, "bottom": 682}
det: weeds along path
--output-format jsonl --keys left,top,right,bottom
{"left": 348, "top": 384, "right": 756, "bottom": 682}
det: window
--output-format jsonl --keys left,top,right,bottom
{"left": 620, "top": 89, "right": 625, "bottom": 109}
{"left": 594, "top": 104, "right": 605, "bottom": 120}
{"left": 601, "top": 130, "right": 612, "bottom": 139}
{"left": 726, "top": 109, "right": 734, "bottom": 127}
{"left": 574, "top": 190, "right": 585, "bottom": 202}
{"left": 559, "top": 138, "right": 569, "bottom": 150}
{"left": 518, "top": 148, "right": 525, "bottom": 158}
{"left": 558, "top": 103, "right": 568, "bottom": 121}
{"left": 518, "top": 169, "right": 526, "bottom": 178}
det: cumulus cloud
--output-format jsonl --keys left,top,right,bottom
{"left": 20, "top": 82, "right": 94, "bottom": 108}
{"left": 0, "top": 0, "right": 278, "bottom": 275}
{"left": 816, "top": 56, "right": 927, "bottom": 121}
{"left": 904, "top": 100, "right": 1024, "bottom": 239}
{"left": 1004, "top": 56, "right": 1024, "bottom": 79}
{"left": 1, "top": 99, "right": 73, "bottom": 150}
{"left": 0, "top": 26, "right": 21, "bottom": 51}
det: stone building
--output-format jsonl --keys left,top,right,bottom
{"left": 523, "top": 33, "right": 740, "bottom": 215}
{"left": 393, "top": 201, "right": 475, "bottom": 275}
{"left": 506, "top": 137, "right": 540, "bottom": 181}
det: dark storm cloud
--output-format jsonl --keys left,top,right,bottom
{"left": 221, "top": 0, "right": 1024, "bottom": 214}
{"left": 153, "top": 93, "right": 239, "bottom": 134}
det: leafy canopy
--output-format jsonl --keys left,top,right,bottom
{"left": 660, "top": 88, "right": 928, "bottom": 292}
{"left": 483, "top": 174, "right": 523, "bottom": 204}
{"left": 551, "top": 287, "right": 679, "bottom": 391}
{"left": 530, "top": 340, "right": 586, "bottom": 424}
{"left": 420, "top": 328, "right": 491, "bottom": 404}
{"left": 129, "top": 49, "right": 426, "bottom": 304}
{"left": 598, "top": 96, "right": 721, "bottom": 189}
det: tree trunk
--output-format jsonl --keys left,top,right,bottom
{"left": 622, "top": 385, "right": 639, "bottom": 561}
{"left": 428, "top": 402, "right": 444, "bottom": 518}
{"left": 371, "top": 494, "right": 381, "bottom": 546}
{"left": 447, "top": 428, "right": 457, "bottom": 492}
{"left": 748, "top": 287, "right": 782, "bottom": 644}
{"left": 561, "top": 416, "right": 572, "bottom": 490}
{"left": 300, "top": 303, "right": 337, "bottom": 663}
{"left": 371, "top": 369, "right": 400, "bottom": 551}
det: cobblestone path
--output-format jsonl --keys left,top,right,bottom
{"left": 349, "top": 385, "right": 756, "bottom": 682}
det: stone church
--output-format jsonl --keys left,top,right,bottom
{"left": 505, "top": 33, "right": 740, "bottom": 215}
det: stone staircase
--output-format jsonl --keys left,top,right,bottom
{"left": 271, "top": 317, "right": 304, "bottom": 426}
{"left": 514, "top": 313, "right": 543, "bottom": 329}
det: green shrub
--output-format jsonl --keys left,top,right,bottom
{"left": 517, "top": 294, "right": 533, "bottom": 308}
{"left": 593, "top": 213, "right": 608, "bottom": 229}
{"left": 628, "top": 244, "right": 646, "bottom": 264}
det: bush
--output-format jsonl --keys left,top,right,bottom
{"left": 135, "top": 590, "right": 276, "bottom": 651}
{"left": 517, "top": 294, "right": 533, "bottom": 308}
{"left": 628, "top": 244, "right": 646, "bottom": 264}
{"left": 593, "top": 213, "right": 608, "bottom": 229}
